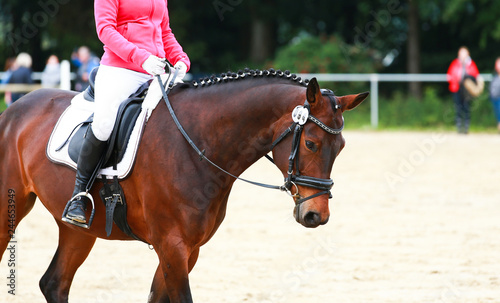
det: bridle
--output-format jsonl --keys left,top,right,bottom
{"left": 157, "top": 72, "right": 343, "bottom": 206}
{"left": 266, "top": 89, "right": 343, "bottom": 205}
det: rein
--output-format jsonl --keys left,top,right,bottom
{"left": 157, "top": 73, "right": 342, "bottom": 205}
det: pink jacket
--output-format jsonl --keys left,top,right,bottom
{"left": 95, "top": 0, "right": 190, "bottom": 74}
{"left": 446, "top": 58, "right": 479, "bottom": 93}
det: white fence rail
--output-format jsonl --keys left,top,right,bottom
{"left": 2, "top": 69, "right": 492, "bottom": 128}
{"left": 298, "top": 73, "right": 493, "bottom": 128}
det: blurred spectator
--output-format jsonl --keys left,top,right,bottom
{"left": 1, "top": 57, "right": 16, "bottom": 84}
{"left": 41, "top": 55, "right": 61, "bottom": 88}
{"left": 7, "top": 52, "right": 33, "bottom": 105}
{"left": 489, "top": 57, "right": 500, "bottom": 133}
{"left": 72, "top": 46, "right": 100, "bottom": 91}
{"left": 446, "top": 46, "right": 479, "bottom": 134}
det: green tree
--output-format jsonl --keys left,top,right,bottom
{"left": 273, "top": 34, "right": 380, "bottom": 94}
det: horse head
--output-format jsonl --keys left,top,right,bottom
{"left": 271, "top": 78, "right": 368, "bottom": 228}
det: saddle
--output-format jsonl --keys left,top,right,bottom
{"left": 48, "top": 67, "right": 172, "bottom": 241}
{"left": 67, "top": 68, "right": 151, "bottom": 168}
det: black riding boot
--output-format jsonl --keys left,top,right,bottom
{"left": 62, "top": 127, "right": 107, "bottom": 226}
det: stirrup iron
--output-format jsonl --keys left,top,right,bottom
{"left": 62, "top": 192, "right": 96, "bottom": 229}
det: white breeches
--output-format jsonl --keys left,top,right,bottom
{"left": 91, "top": 65, "right": 152, "bottom": 141}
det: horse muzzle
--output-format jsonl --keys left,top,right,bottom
{"left": 283, "top": 175, "right": 333, "bottom": 228}
{"left": 292, "top": 193, "right": 330, "bottom": 229}
{"left": 294, "top": 202, "right": 330, "bottom": 228}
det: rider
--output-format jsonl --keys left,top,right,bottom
{"left": 63, "top": 0, "right": 190, "bottom": 227}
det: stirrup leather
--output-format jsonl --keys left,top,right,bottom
{"left": 62, "top": 192, "right": 96, "bottom": 229}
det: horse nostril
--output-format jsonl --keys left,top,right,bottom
{"left": 304, "top": 211, "right": 320, "bottom": 226}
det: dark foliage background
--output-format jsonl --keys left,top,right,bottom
{"left": 2, "top": 0, "right": 500, "bottom": 128}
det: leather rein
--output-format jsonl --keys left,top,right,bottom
{"left": 157, "top": 72, "right": 343, "bottom": 205}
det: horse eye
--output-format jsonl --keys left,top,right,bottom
{"left": 305, "top": 140, "right": 317, "bottom": 152}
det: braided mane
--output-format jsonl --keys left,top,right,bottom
{"left": 190, "top": 68, "right": 309, "bottom": 88}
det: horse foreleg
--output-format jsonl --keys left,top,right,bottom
{"left": 149, "top": 240, "right": 198, "bottom": 303}
{"left": 148, "top": 264, "right": 171, "bottom": 303}
{"left": 39, "top": 221, "right": 97, "bottom": 303}
{"left": 148, "top": 247, "right": 200, "bottom": 303}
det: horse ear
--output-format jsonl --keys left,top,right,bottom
{"left": 337, "top": 92, "right": 369, "bottom": 111}
{"left": 306, "top": 78, "right": 321, "bottom": 104}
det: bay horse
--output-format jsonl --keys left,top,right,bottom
{"left": 0, "top": 69, "right": 367, "bottom": 303}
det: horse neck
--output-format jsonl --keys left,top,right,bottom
{"left": 184, "top": 81, "right": 304, "bottom": 176}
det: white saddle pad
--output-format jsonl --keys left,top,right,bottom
{"left": 46, "top": 74, "right": 174, "bottom": 179}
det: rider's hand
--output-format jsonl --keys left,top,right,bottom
{"left": 173, "top": 61, "right": 188, "bottom": 81}
{"left": 142, "top": 55, "right": 166, "bottom": 76}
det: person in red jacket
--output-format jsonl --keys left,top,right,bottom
{"left": 446, "top": 46, "right": 479, "bottom": 134}
{"left": 63, "top": 0, "right": 191, "bottom": 227}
